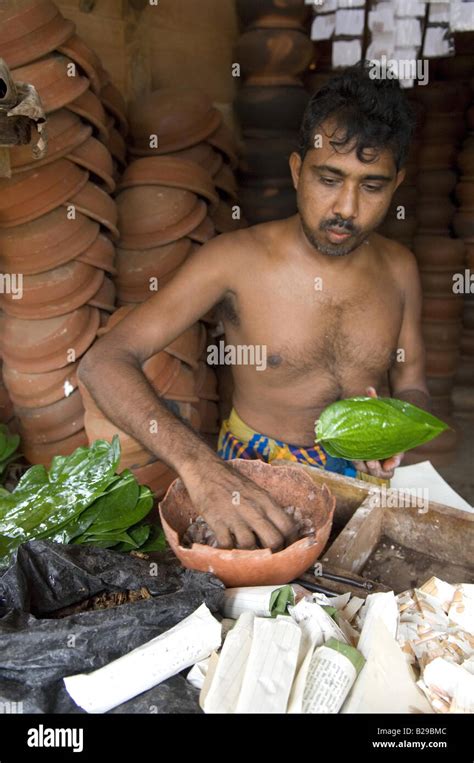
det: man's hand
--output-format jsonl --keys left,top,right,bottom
{"left": 351, "top": 387, "right": 404, "bottom": 479}
{"left": 182, "top": 459, "right": 299, "bottom": 551}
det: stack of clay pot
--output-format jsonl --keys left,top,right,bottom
{"left": 0, "top": 0, "right": 126, "bottom": 466}
{"left": 234, "top": 0, "right": 312, "bottom": 224}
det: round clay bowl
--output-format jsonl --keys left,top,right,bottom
{"left": 453, "top": 211, "right": 474, "bottom": 241}
{"left": 188, "top": 215, "right": 216, "bottom": 243}
{"left": 418, "top": 143, "right": 456, "bottom": 171}
{"left": 420, "top": 269, "right": 458, "bottom": 296}
{"left": 67, "top": 89, "right": 109, "bottom": 142}
{"left": 236, "top": 0, "right": 309, "bottom": 29}
{"left": 194, "top": 361, "right": 219, "bottom": 401}
{"left": 88, "top": 276, "right": 116, "bottom": 312}
{"left": 414, "top": 236, "right": 465, "bottom": 270}
{"left": 143, "top": 352, "right": 183, "bottom": 397}
{"left": 128, "top": 89, "right": 222, "bottom": 155}
{"left": 108, "top": 126, "right": 127, "bottom": 168}
{"left": 159, "top": 458, "right": 336, "bottom": 587}
{"left": 425, "top": 347, "right": 460, "bottom": 376}
{"left": 167, "top": 143, "right": 223, "bottom": 177}
{"left": 77, "top": 233, "right": 117, "bottom": 275}
{"left": 57, "top": 33, "right": 102, "bottom": 96}
{"left": 240, "top": 183, "right": 297, "bottom": 224}
{"left": 165, "top": 323, "right": 206, "bottom": 369}
{"left": 68, "top": 136, "right": 116, "bottom": 192}
{"left": 118, "top": 157, "right": 219, "bottom": 211}
{"left": 463, "top": 301, "right": 474, "bottom": 330}
{"left": 235, "top": 28, "right": 313, "bottom": 79}
{"left": 377, "top": 215, "right": 417, "bottom": 241}
{"left": 240, "top": 131, "right": 297, "bottom": 178}
{"left": 117, "top": 238, "right": 191, "bottom": 283}
{"left": 16, "top": 388, "right": 84, "bottom": 443}
{"left": 211, "top": 198, "right": 243, "bottom": 233}
{"left": 0, "top": 1, "right": 75, "bottom": 69}
{"left": 3, "top": 362, "right": 79, "bottom": 409}
{"left": 161, "top": 361, "right": 198, "bottom": 403}
{"left": 417, "top": 170, "right": 457, "bottom": 198}
{"left": 117, "top": 186, "right": 207, "bottom": 249}
{"left": 422, "top": 296, "right": 464, "bottom": 321}
{"left": 416, "top": 200, "right": 455, "bottom": 234}
{"left": 0, "top": 159, "right": 88, "bottom": 228}
{"left": 456, "top": 181, "right": 474, "bottom": 210}
{"left": 64, "top": 180, "right": 119, "bottom": 240}
{"left": 422, "top": 320, "right": 462, "bottom": 347}
{"left": 100, "top": 81, "right": 128, "bottom": 136}
{"left": 23, "top": 428, "right": 88, "bottom": 467}
{"left": 10, "top": 110, "right": 91, "bottom": 173}
{"left": 235, "top": 84, "right": 308, "bottom": 131}
{"left": 213, "top": 163, "right": 238, "bottom": 202}
{"left": 426, "top": 375, "right": 455, "bottom": 396}
{"left": 456, "top": 356, "right": 474, "bottom": 385}
{"left": 0, "top": 306, "right": 100, "bottom": 373}
{"left": 96, "top": 304, "right": 135, "bottom": 337}
{"left": 0, "top": 207, "right": 99, "bottom": 275}
{"left": 83, "top": 408, "right": 154, "bottom": 471}
{"left": 131, "top": 460, "right": 177, "bottom": 500}
{"left": 12, "top": 53, "right": 89, "bottom": 113}
{"left": 461, "top": 329, "right": 474, "bottom": 356}
{"left": 207, "top": 122, "right": 239, "bottom": 170}
{"left": 197, "top": 398, "right": 220, "bottom": 434}
{"left": 0, "top": 260, "right": 104, "bottom": 319}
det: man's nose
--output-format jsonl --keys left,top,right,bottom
{"left": 332, "top": 184, "right": 358, "bottom": 220}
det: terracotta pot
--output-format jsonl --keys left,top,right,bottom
{"left": 425, "top": 347, "right": 460, "bottom": 376}
{"left": 457, "top": 146, "right": 474, "bottom": 178}
{"left": 57, "top": 33, "right": 102, "bottom": 96}
{"left": 418, "top": 143, "right": 456, "bottom": 171}
{"left": 115, "top": 238, "right": 191, "bottom": 302}
{"left": 461, "top": 328, "right": 474, "bottom": 356}
{"left": 0, "top": 306, "right": 100, "bottom": 373}
{"left": 0, "top": 159, "right": 88, "bottom": 228}
{"left": 236, "top": 0, "right": 310, "bottom": 29}
{"left": 118, "top": 157, "right": 219, "bottom": 211}
{"left": 417, "top": 199, "right": 455, "bottom": 234}
{"left": 422, "top": 296, "right": 464, "bottom": 321}
{"left": 422, "top": 113, "right": 465, "bottom": 145}
{"left": 132, "top": 459, "right": 177, "bottom": 500}
{"left": 166, "top": 143, "right": 223, "bottom": 177}
{"left": 430, "top": 395, "right": 453, "bottom": 418}
{"left": 420, "top": 269, "right": 458, "bottom": 296}
{"left": 77, "top": 233, "right": 117, "bottom": 276}
{"left": 452, "top": 385, "right": 474, "bottom": 413}
{"left": 1, "top": 1, "right": 75, "bottom": 69}
{"left": 426, "top": 375, "right": 455, "bottom": 396}
{"left": 466, "top": 245, "right": 474, "bottom": 270}
{"left": 3, "top": 362, "right": 79, "bottom": 409}
{"left": 142, "top": 352, "right": 182, "bottom": 396}
{"left": 159, "top": 458, "right": 335, "bottom": 587}
{"left": 456, "top": 181, "right": 474, "bottom": 210}
{"left": 165, "top": 323, "right": 206, "bottom": 369}
{"left": 0, "top": 207, "right": 99, "bottom": 275}
{"left": 96, "top": 304, "right": 135, "bottom": 337}
{"left": 23, "top": 428, "right": 88, "bottom": 467}
{"left": 0, "top": 260, "right": 104, "bottom": 319}
{"left": 422, "top": 320, "right": 462, "bottom": 347}
{"left": 88, "top": 276, "right": 116, "bottom": 312}
{"left": 417, "top": 170, "right": 457, "bottom": 198}
{"left": 100, "top": 81, "right": 128, "bottom": 137}
{"left": 235, "top": 84, "right": 308, "bottom": 131}
{"left": 211, "top": 198, "right": 244, "bottom": 233}
{"left": 207, "top": 122, "right": 239, "bottom": 170}
{"left": 453, "top": 210, "right": 474, "bottom": 240}
{"left": 240, "top": 131, "right": 297, "bottom": 179}
{"left": 188, "top": 215, "right": 216, "bottom": 243}
{"left": 194, "top": 361, "right": 219, "bottom": 401}
{"left": 235, "top": 28, "right": 313, "bottom": 79}
{"left": 67, "top": 89, "right": 109, "bottom": 142}
{"left": 128, "top": 89, "right": 222, "bottom": 155}
{"left": 198, "top": 398, "right": 220, "bottom": 434}
{"left": 463, "top": 300, "right": 474, "bottom": 330}
{"left": 64, "top": 181, "right": 119, "bottom": 240}
{"left": 108, "top": 126, "right": 127, "bottom": 168}
{"left": 117, "top": 186, "right": 207, "bottom": 249}
{"left": 414, "top": 236, "right": 465, "bottom": 270}
{"left": 162, "top": 361, "right": 198, "bottom": 403}
{"left": 213, "top": 163, "right": 238, "bottom": 202}
{"left": 10, "top": 110, "right": 91, "bottom": 173}
{"left": 16, "top": 388, "right": 84, "bottom": 443}
{"left": 455, "top": 356, "right": 474, "bottom": 385}
{"left": 68, "top": 136, "right": 116, "bottom": 193}
{"left": 83, "top": 409, "right": 154, "bottom": 471}
{"left": 240, "top": 183, "right": 297, "bottom": 224}
{"left": 245, "top": 73, "right": 305, "bottom": 87}
{"left": 12, "top": 53, "right": 89, "bottom": 113}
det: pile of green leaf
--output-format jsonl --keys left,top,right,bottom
{"left": 315, "top": 397, "right": 448, "bottom": 461}
{"left": 0, "top": 424, "right": 20, "bottom": 482}
{"left": 0, "top": 436, "right": 165, "bottom": 569}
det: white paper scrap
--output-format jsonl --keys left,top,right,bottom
{"left": 392, "top": 461, "right": 473, "bottom": 512}
{"left": 335, "top": 8, "right": 365, "bottom": 35}
{"left": 222, "top": 586, "right": 282, "bottom": 619}
{"left": 64, "top": 603, "right": 222, "bottom": 713}
{"left": 424, "top": 657, "right": 474, "bottom": 713}
{"left": 236, "top": 617, "right": 301, "bottom": 714}
{"left": 358, "top": 592, "right": 399, "bottom": 659}
{"left": 204, "top": 612, "right": 254, "bottom": 714}
{"left": 311, "top": 13, "right": 336, "bottom": 40}
{"left": 332, "top": 40, "right": 362, "bottom": 68}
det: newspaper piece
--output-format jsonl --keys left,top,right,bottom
{"left": 203, "top": 612, "right": 254, "bottom": 714}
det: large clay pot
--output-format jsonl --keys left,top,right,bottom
{"left": 422, "top": 296, "right": 464, "bottom": 321}
{"left": 58, "top": 32, "right": 103, "bottom": 96}
{"left": 77, "top": 233, "right": 117, "bottom": 275}
{"left": 10, "top": 110, "right": 91, "bottom": 173}
{"left": 88, "top": 276, "right": 116, "bottom": 312}
{"left": 188, "top": 215, "right": 216, "bottom": 244}
{"left": 240, "top": 130, "right": 297, "bottom": 179}
{"left": 452, "top": 385, "right": 474, "bottom": 414}
{"left": 453, "top": 210, "right": 474, "bottom": 241}
{"left": 418, "top": 143, "right": 456, "bottom": 171}
{"left": 161, "top": 361, "right": 199, "bottom": 404}
{"left": 235, "top": 84, "right": 308, "bottom": 132}
{"left": 417, "top": 170, "right": 457, "bottom": 198}
{"left": 414, "top": 236, "right": 465, "bottom": 270}
{"left": 159, "top": 458, "right": 335, "bottom": 587}
{"left": 235, "top": 28, "right": 313, "bottom": 79}
{"left": 236, "top": 0, "right": 310, "bottom": 30}
{"left": 455, "top": 356, "right": 474, "bottom": 385}
{"left": 461, "top": 329, "right": 474, "bottom": 356}
{"left": 166, "top": 143, "right": 222, "bottom": 177}
{"left": 417, "top": 199, "right": 455, "bottom": 234}
{"left": 425, "top": 347, "right": 460, "bottom": 376}
{"left": 100, "top": 81, "right": 128, "bottom": 137}
{"left": 0, "top": 0, "right": 74, "bottom": 69}
{"left": 65, "top": 181, "right": 119, "bottom": 240}
{"left": 426, "top": 375, "right": 455, "bottom": 396}
{"left": 115, "top": 239, "right": 191, "bottom": 303}
{"left": 422, "top": 113, "right": 465, "bottom": 145}
{"left": 12, "top": 54, "right": 89, "bottom": 114}
{"left": 83, "top": 408, "right": 154, "bottom": 471}
{"left": 422, "top": 320, "right": 462, "bottom": 347}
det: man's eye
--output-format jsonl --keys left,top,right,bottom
{"left": 364, "top": 185, "right": 382, "bottom": 192}
{"left": 320, "top": 177, "right": 338, "bottom": 186}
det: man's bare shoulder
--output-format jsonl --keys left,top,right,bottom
{"left": 201, "top": 218, "right": 291, "bottom": 267}
{"left": 370, "top": 231, "right": 419, "bottom": 278}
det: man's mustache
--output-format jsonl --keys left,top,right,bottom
{"left": 320, "top": 217, "right": 359, "bottom": 234}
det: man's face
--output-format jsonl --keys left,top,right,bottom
{"left": 289, "top": 120, "right": 405, "bottom": 256}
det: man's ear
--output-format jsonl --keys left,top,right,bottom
{"left": 394, "top": 167, "right": 406, "bottom": 192}
{"left": 289, "top": 152, "right": 302, "bottom": 190}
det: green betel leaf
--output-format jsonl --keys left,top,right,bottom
{"left": 315, "top": 397, "right": 449, "bottom": 461}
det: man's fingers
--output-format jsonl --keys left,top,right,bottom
{"left": 382, "top": 453, "right": 404, "bottom": 471}
{"left": 352, "top": 459, "right": 369, "bottom": 473}
{"left": 265, "top": 504, "right": 299, "bottom": 546}
{"left": 230, "top": 522, "right": 258, "bottom": 550}
{"left": 366, "top": 386, "right": 378, "bottom": 398}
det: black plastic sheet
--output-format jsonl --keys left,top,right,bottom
{"left": 0, "top": 540, "right": 224, "bottom": 713}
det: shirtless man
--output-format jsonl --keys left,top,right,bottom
{"left": 78, "top": 64, "right": 430, "bottom": 551}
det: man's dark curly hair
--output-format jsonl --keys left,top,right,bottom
{"left": 298, "top": 61, "right": 416, "bottom": 170}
